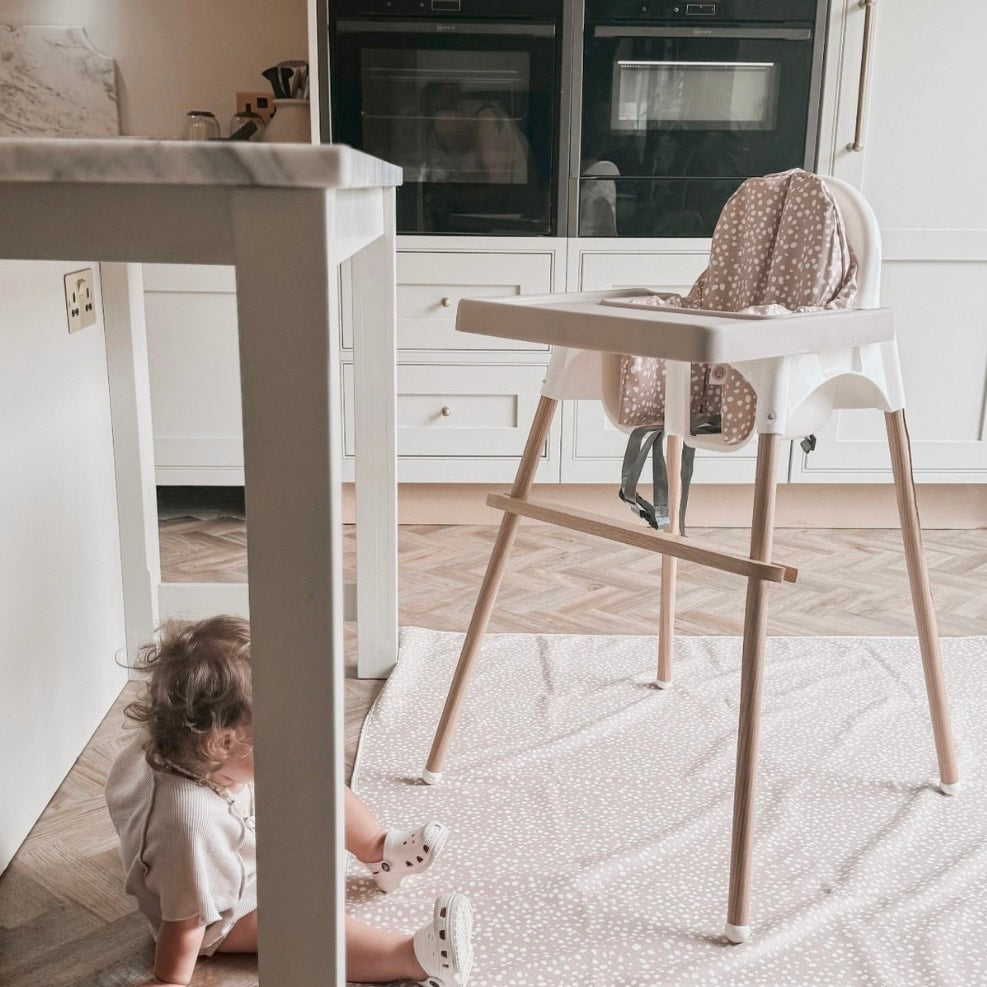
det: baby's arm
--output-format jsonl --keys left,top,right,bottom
{"left": 144, "top": 916, "right": 206, "bottom": 986}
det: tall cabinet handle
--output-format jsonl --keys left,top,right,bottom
{"left": 847, "top": 0, "right": 877, "bottom": 152}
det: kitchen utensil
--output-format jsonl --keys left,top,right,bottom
{"left": 262, "top": 65, "right": 285, "bottom": 98}
{"left": 183, "top": 110, "right": 220, "bottom": 140}
{"left": 278, "top": 60, "right": 309, "bottom": 98}
{"left": 227, "top": 120, "right": 258, "bottom": 141}
{"left": 280, "top": 66, "right": 294, "bottom": 100}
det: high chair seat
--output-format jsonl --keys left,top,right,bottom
{"left": 456, "top": 288, "right": 895, "bottom": 364}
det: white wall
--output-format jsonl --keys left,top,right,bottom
{"left": 0, "top": 0, "right": 308, "bottom": 137}
{"left": 0, "top": 261, "right": 128, "bottom": 873}
{"left": 0, "top": 1, "right": 307, "bottom": 872}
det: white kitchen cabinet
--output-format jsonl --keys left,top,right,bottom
{"left": 144, "top": 264, "right": 244, "bottom": 485}
{"left": 145, "top": 239, "right": 564, "bottom": 485}
{"left": 339, "top": 237, "right": 564, "bottom": 482}
{"left": 341, "top": 362, "right": 560, "bottom": 483}
{"left": 800, "top": 0, "right": 987, "bottom": 482}
{"left": 344, "top": 249, "right": 553, "bottom": 354}
{"left": 567, "top": 242, "right": 708, "bottom": 296}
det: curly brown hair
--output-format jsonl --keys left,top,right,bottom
{"left": 124, "top": 615, "right": 252, "bottom": 775}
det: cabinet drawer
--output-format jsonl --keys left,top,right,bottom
{"left": 342, "top": 363, "right": 548, "bottom": 459}
{"left": 578, "top": 251, "right": 707, "bottom": 293}
{"left": 345, "top": 251, "right": 553, "bottom": 352}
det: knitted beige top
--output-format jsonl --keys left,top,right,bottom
{"left": 105, "top": 735, "right": 257, "bottom": 955}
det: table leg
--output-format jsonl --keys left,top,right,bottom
{"left": 232, "top": 188, "right": 346, "bottom": 985}
{"left": 100, "top": 261, "right": 160, "bottom": 661}
{"left": 350, "top": 187, "right": 399, "bottom": 679}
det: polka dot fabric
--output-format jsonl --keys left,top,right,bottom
{"left": 617, "top": 169, "right": 859, "bottom": 446}
{"left": 348, "top": 629, "right": 985, "bottom": 987}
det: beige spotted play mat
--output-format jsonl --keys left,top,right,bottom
{"left": 348, "top": 629, "right": 987, "bottom": 986}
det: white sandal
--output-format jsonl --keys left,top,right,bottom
{"left": 413, "top": 893, "right": 474, "bottom": 987}
{"left": 367, "top": 821, "right": 449, "bottom": 894}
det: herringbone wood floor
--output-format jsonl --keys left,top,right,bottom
{"left": 2, "top": 517, "right": 985, "bottom": 986}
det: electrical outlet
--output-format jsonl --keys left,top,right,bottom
{"left": 236, "top": 91, "right": 274, "bottom": 124}
{"left": 64, "top": 268, "right": 96, "bottom": 333}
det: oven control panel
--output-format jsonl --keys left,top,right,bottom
{"left": 586, "top": 0, "right": 818, "bottom": 23}
{"left": 334, "top": 0, "right": 561, "bottom": 17}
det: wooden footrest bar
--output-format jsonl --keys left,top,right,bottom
{"left": 487, "top": 494, "right": 798, "bottom": 585}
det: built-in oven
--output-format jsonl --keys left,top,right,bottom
{"left": 574, "top": 0, "right": 828, "bottom": 237}
{"left": 329, "top": 0, "right": 566, "bottom": 236}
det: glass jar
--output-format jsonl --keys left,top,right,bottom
{"left": 230, "top": 105, "right": 266, "bottom": 142}
{"left": 184, "top": 110, "right": 220, "bottom": 141}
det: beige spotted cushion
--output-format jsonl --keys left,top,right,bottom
{"left": 617, "top": 169, "right": 859, "bottom": 443}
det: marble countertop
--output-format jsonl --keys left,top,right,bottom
{"left": 0, "top": 138, "right": 402, "bottom": 189}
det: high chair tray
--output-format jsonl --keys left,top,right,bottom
{"left": 456, "top": 289, "right": 894, "bottom": 365}
{"left": 598, "top": 294, "right": 788, "bottom": 317}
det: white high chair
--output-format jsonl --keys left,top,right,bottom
{"left": 421, "top": 178, "right": 958, "bottom": 944}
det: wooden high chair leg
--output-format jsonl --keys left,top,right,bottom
{"left": 885, "top": 409, "right": 960, "bottom": 793}
{"left": 422, "top": 396, "right": 559, "bottom": 784}
{"left": 725, "top": 432, "right": 781, "bottom": 944}
{"left": 657, "top": 434, "right": 683, "bottom": 687}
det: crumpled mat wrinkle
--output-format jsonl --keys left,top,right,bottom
{"left": 348, "top": 630, "right": 987, "bottom": 986}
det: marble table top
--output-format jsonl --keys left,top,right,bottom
{"left": 0, "top": 138, "right": 402, "bottom": 189}
{"left": 0, "top": 26, "right": 118, "bottom": 138}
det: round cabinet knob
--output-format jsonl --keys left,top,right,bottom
{"left": 440, "top": 296, "right": 452, "bottom": 308}
{"left": 440, "top": 406, "right": 452, "bottom": 417}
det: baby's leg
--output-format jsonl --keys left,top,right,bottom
{"left": 347, "top": 786, "right": 450, "bottom": 894}
{"left": 216, "top": 911, "right": 428, "bottom": 982}
{"left": 346, "top": 786, "right": 388, "bottom": 863}
{"left": 215, "top": 910, "right": 258, "bottom": 952}
{"left": 346, "top": 916, "right": 426, "bottom": 983}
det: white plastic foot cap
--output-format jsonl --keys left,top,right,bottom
{"left": 939, "top": 780, "right": 961, "bottom": 796}
{"left": 656, "top": 678, "right": 673, "bottom": 690}
{"left": 421, "top": 768, "right": 443, "bottom": 786}
{"left": 724, "top": 922, "right": 751, "bottom": 944}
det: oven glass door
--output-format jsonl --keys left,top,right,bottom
{"left": 580, "top": 26, "right": 814, "bottom": 236}
{"left": 332, "top": 20, "right": 558, "bottom": 235}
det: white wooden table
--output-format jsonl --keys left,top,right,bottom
{"left": 0, "top": 137, "right": 401, "bottom": 985}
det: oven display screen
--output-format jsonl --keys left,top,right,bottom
{"left": 612, "top": 60, "right": 780, "bottom": 131}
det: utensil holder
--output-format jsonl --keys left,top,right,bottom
{"left": 262, "top": 99, "right": 311, "bottom": 144}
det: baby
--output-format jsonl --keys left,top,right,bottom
{"left": 105, "top": 615, "right": 472, "bottom": 986}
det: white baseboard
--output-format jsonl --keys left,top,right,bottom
{"left": 157, "top": 581, "right": 358, "bottom": 622}
{"left": 158, "top": 582, "right": 249, "bottom": 620}
{"left": 342, "top": 483, "right": 987, "bottom": 528}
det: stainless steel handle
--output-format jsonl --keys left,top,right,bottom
{"left": 440, "top": 406, "right": 452, "bottom": 417}
{"left": 337, "top": 20, "right": 556, "bottom": 37}
{"left": 847, "top": 0, "right": 877, "bottom": 153}
{"left": 440, "top": 296, "right": 452, "bottom": 308}
{"left": 593, "top": 25, "right": 811, "bottom": 41}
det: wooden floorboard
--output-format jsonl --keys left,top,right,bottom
{"left": 3, "top": 518, "right": 985, "bottom": 985}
